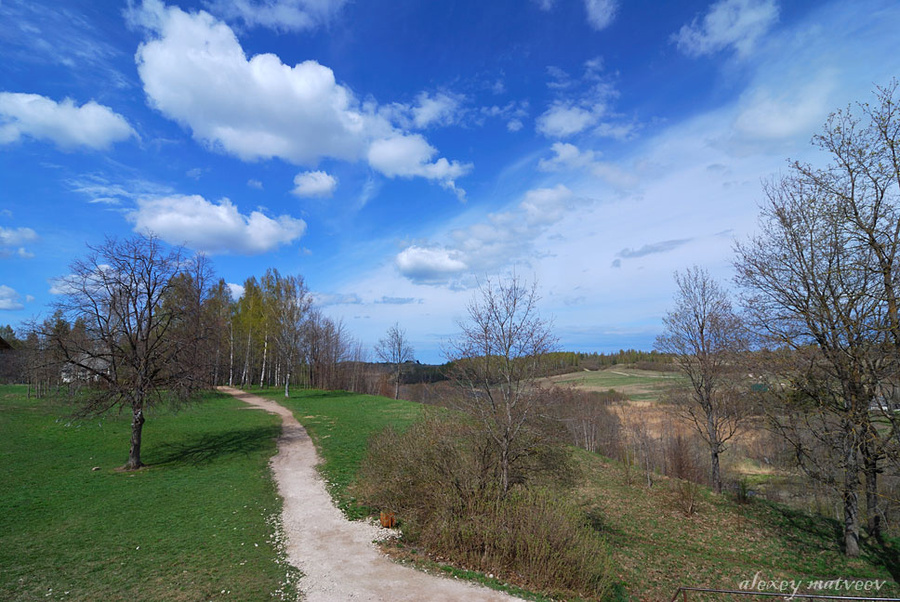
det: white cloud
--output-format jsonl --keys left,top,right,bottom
{"left": 226, "top": 282, "right": 245, "bottom": 300}
{"left": 0, "top": 92, "right": 135, "bottom": 150}
{"left": 367, "top": 134, "right": 472, "bottom": 198}
{"left": 204, "top": 0, "right": 349, "bottom": 32}
{"left": 311, "top": 291, "right": 363, "bottom": 306}
{"left": 0, "top": 226, "right": 38, "bottom": 247}
{"left": 128, "top": 194, "right": 307, "bottom": 255}
{"left": 674, "top": 0, "right": 779, "bottom": 58}
{"left": 132, "top": 1, "right": 467, "bottom": 196}
{"left": 538, "top": 142, "right": 638, "bottom": 188}
{"left": 0, "top": 226, "right": 38, "bottom": 259}
{"left": 68, "top": 174, "right": 173, "bottom": 205}
{"left": 135, "top": 3, "right": 367, "bottom": 165}
{"left": 247, "top": 178, "right": 264, "bottom": 189}
{"left": 292, "top": 170, "right": 337, "bottom": 198}
{"left": 395, "top": 246, "right": 468, "bottom": 285}
{"left": 536, "top": 103, "right": 599, "bottom": 138}
{"left": 583, "top": 0, "right": 618, "bottom": 31}
{"left": 480, "top": 100, "right": 529, "bottom": 132}
{"left": 0, "top": 285, "right": 24, "bottom": 310}
{"left": 395, "top": 185, "right": 576, "bottom": 285}
{"left": 412, "top": 92, "right": 463, "bottom": 129}
{"left": 732, "top": 77, "right": 835, "bottom": 143}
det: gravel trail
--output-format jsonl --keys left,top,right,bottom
{"left": 219, "top": 387, "right": 521, "bottom": 602}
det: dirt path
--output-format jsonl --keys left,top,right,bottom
{"left": 219, "top": 387, "right": 521, "bottom": 602}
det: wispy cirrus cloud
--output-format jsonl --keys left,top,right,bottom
{"left": 673, "top": 0, "right": 779, "bottom": 58}
{"left": 203, "top": 0, "right": 350, "bottom": 32}
{"left": 395, "top": 185, "right": 577, "bottom": 286}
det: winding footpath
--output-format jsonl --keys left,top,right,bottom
{"left": 219, "top": 387, "right": 521, "bottom": 602}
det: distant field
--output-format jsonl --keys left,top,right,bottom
{"left": 546, "top": 366, "right": 683, "bottom": 402}
{"left": 0, "top": 385, "right": 297, "bottom": 602}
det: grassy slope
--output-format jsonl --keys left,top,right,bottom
{"left": 0, "top": 385, "right": 297, "bottom": 602}
{"left": 577, "top": 451, "right": 900, "bottom": 600}
{"left": 262, "top": 387, "right": 900, "bottom": 601}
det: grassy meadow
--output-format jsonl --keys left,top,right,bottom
{"left": 545, "top": 366, "right": 682, "bottom": 402}
{"left": 0, "top": 385, "right": 298, "bottom": 602}
{"left": 5, "top": 381, "right": 899, "bottom": 601}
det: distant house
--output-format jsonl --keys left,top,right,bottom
{"left": 61, "top": 354, "right": 110, "bottom": 384}
{"left": 0, "top": 336, "right": 11, "bottom": 351}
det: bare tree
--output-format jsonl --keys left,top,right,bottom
{"left": 445, "top": 275, "right": 557, "bottom": 495}
{"left": 374, "top": 323, "right": 414, "bottom": 399}
{"left": 51, "top": 234, "right": 208, "bottom": 470}
{"left": 655, "top": 266, "right": 748, "bottom": 494}
{"left": 734, "top": 82, "right": 900, "bottom": 555}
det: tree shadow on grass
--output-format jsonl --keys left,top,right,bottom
{"left": 757, "top": 500, "right": 843, "bottom": 550}
{"left": 151, "top": 425, "right": 280, "bottom": 467}
{"left": 866, "top": 534, "right": 900, "bottom": 583}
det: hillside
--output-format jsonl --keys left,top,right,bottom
{"left": 261, "top": 388, "right": 900, "bottom": 601}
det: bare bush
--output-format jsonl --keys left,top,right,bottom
{"left": 355, "top": 412, "right": 611, "bottom": 599}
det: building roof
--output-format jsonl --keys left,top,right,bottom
{"left": 0, "top": 336, "right": 12, "bottom": 351}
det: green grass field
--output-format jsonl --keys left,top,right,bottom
{"left": 0, "top": 385, "right": 298, "bottom": 602}
{"left": 547, "top": 367, "right": 682, "bottom": 402}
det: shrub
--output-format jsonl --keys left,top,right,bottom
{"left": 355, "top": 412, "right": 614, "bottom": 599}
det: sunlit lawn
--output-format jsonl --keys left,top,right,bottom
{"left": 0, "top": 385, "right": 298, "bottom": 602}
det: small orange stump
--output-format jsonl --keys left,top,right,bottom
{"left": 379, "top": 510, "right": 396, "bottom": 528}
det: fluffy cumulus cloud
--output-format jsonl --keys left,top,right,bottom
{"left": 0, "top": 92, "right": 135, "bottom": 150}
{"left": 395, "top": 246, "right": 468, "bottom": 285}
{"left": 128, "top": 194, "right": 306, "bottom": 255}
{"left": 292, "top": 170, "right": 338, "bottom": 198}
{"left": 204, "top": 0, "right": 349, "bottom": 32}
{"left": 0, "top": 226, "right": 38, "bottom": 258}
{"left": 0, "top": 285, "right": 25, "bottom": 310}
{"left": 395, "top": 185, "right": 576, "bottom": 285}
{"left": 131, "top": 0, "right": 468, "bottom": 195}
{"left": 536, "top": 103, "right": 599, "bottom": 138}
{"left": 367, "top": 134, "right": 472, "bottom": 198}
{"left": 673, "top": 0, "right": 779, "bottom": 58}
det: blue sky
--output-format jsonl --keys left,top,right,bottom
{"left": 1, "top": 0, "right": 899, "bottom": 363}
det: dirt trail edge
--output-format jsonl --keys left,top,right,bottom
{"left": 219, "top": 387, "right": 521, "bottom": 602}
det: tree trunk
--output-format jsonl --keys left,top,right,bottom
{"left": 710, "top": 447, "right": 722, "bottom": 494}
{"left": 125, "top": 405, "right": 145, "bottom": 470}
{"left": 228, "top": 321, "right": 234, "bottom": 387}
{"left": 843, "top": 450, "right": 862, "bottom": 557}
{"left": 864, "top": 434, "right": 881, "bottom": 538}
{"left": 260, "top": 329, "right": 268, "bottom": 388}
{"left": 394, "top": 365, "right": 400, "bottom": 399}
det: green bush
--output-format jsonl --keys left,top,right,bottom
{"left": 356, "top": 412, "right": 613, "bottom": 599}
